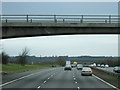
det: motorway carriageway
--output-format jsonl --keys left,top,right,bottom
{"left": 1, "top": 67, "right": 119, "bottom": 90}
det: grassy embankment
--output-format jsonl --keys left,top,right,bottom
{"left": 93, "top": 68, "right": 120, "bottom": 89}
{"left": 2, "top": 63, "right": 56, "bottom": 74}
{"left": 0, "top": 64, "right": 2, "bottom": 71}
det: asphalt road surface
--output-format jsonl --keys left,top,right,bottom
{"left": 1, "top": 67, "right": 118, "bottom": 89}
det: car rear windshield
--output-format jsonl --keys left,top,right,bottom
{"left": 82, "top": 68, "right": 91, "bottom": 71}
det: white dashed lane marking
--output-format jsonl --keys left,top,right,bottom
{"left": 75, "top": 82, "right": 77, "bottom": 84}
{"left": 74, "top": 78, "right": 76, "bottom": 80}
{"left": 77, "top": 87, "right": 80, "bottom": 90}
{"left": 37, "top": 72, "right": 56, "bottom": 89}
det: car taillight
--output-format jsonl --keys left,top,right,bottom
{"left": 89, "top": 71, "right": 92, "bottom": 72}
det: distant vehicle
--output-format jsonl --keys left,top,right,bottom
{"left": 93, "top": 63, "right": 96, "bottom": 67}
{"left": 81, "top": 67, "right": 92, "bottom": 76}
{"left": 89, "top": 63, "right": 96, "bottom": 67}
{"left": 51, "top": 65, "right": 56, "bottom": 67}
{"left": 97, "top": 64, "right": 101, "bottom": 67}
{"left": 66, "top": 61, "right": 71, "bottom": 65}
{"left": 113, "top": 66, "right": 120, "bottom": 73}
{"left": 73, "top": 62, "right": 78, "bottom": 64}
{"left": 71, "top": 62, "right": 78, "bottom": 67}
{"left": 101, "top": 64, "right": 105, "bottom": 68}
{"left": 105, "top": 64, "right": 109, "bottom": 68}
{"left": 77, "top": 64, "right": 83, "bottom": 70}
{"left": 83, "top": 64, "right": 89, "bottom": 67}
{"left": 71, "top": 64, "right": 76, "bottom": 68}
{"left": 89, "top": 64, "right": 94, "bottom": 67}
{"left": 64, "top": 64, "right": 72, "bottom": 70}
{"left": 71, "top": 62, "right": 77, "bottom": 67}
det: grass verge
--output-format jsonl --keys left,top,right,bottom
{"left": 92, "top": 68, "right": 120, "bottom": 89}
{"left": 2, "top": 63, "right": 56, "bottom": 75}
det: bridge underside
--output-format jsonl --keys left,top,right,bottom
{"left": 2, "top": 15, "right": 120, "bottom": 39}
{"left": 2, "top": 23, "right": 119, "bottom": 39}
{"left": 2, "top": 26, "right": 119, "bottom": 39}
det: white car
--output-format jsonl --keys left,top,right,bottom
{"left": 97, "top": 64, "right": 101, "bottom": 67}
{"left": 101, "top": 64, "right": 105, "bottom": 68}
{"left": 89, "top": 64, "right": 94, "bottom": 67}
{"left": 81, "top": 67, "right": 92, "bottom": 76}
{"left": 113, "top": 66, "right": 120, "bottom": 73}
{"left": 77, "top": 64, "right": 83, "bottom": 70}
{"left": 64, "top": 64, "right": 72, "bottom": 70}
{"left": 105, "top": 64, "right": 109, "bottom": 68}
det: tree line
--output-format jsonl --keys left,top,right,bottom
{"left": 2, "top": 47, "right": 119, "bottom": 67}
{"left": 1, "top": 47, "right": 29, "bottom": 66}
{"left": 1, "top": 47, "right": 66, "bottom": 66}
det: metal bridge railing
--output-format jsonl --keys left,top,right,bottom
{"left": 1, "top": 15, "right": 120, "bottom": 23}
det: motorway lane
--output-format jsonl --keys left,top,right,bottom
{"left": 2, "top": 68, "right": 57, "bottom": 84}
{"left": 41, "top": 69, "right": 77, "bottom": 88}
{"left": 74, "top": 68, "right": 115, "bottom": 88}
{"left": 1, "top": 67, "right": 118, "bottom": 89}
{"left": 2, "top": 68, "right": 60, "bottom": 88}
{"left": 41, "top": 68, "right": 116, "bottom": 89}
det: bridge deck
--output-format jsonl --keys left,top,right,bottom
{"left": 1, "top": 15, "right": 120, "bottom": 39}
{"left": 2, "top": 23, "right": 119, "bottom": 27}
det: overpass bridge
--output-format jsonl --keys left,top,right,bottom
{"left": 1, "top": 15, "right": 120, "bottom": 39}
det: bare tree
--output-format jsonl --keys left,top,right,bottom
{"left": 18, "top": 47, "right": 30, "bottom": 66}
{"left": 56, "top": 57, "right": 66, "bottom": 66}
{"left": 2, "top": 52, "right": 9, "bottom": 64}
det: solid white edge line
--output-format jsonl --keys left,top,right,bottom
{"left": 0, "top": 73, "right": 36, "bottom": 87}
{"left": 93, "top": 74, "right": 120, "bottom": 90}
{"left": 0, "top": 69, "right": 55, "bottom": 87}
{"left": 43, "top": 81, "right": 46, "bottom": 83}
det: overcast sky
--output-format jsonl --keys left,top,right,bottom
{"left": 1, "top": 2, "right": 119, "bottom": 57}
{"left": 2, "top": 2, "right": 118, "bottom": 15}
{"left": 1, "top": 35, "right": 118, "bottom": 57}
{"left": 2, "top": 0, "right": 120, "bottom": 2}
